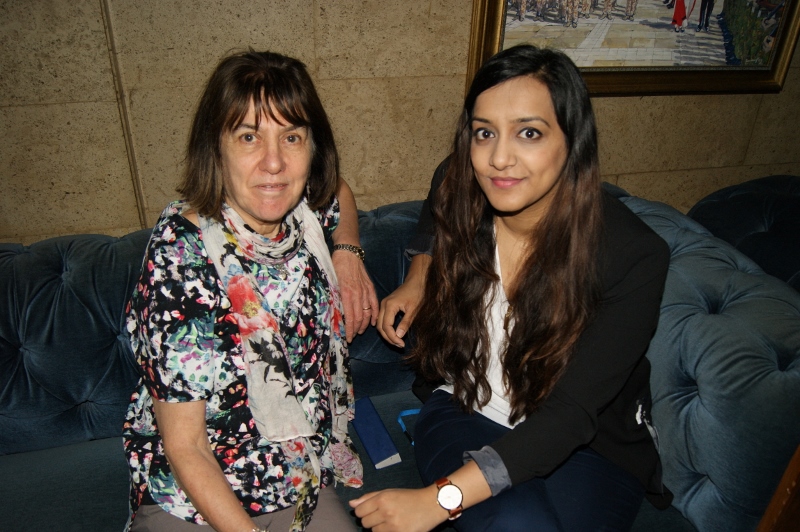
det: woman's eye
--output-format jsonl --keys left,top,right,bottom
{"left": 473, "top": 128, "right": 493, "bottom": 140}
{"left": 242, "top": 133, "right": 256, "bottom": 143}
{"left": 286, "top": 134, "right": 299, "bottom": 143}
{"left": 520, "top": 128, "right": 541, "bottom": 140}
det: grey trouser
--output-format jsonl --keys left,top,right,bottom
{"left": 130, "top": 487, "right": 356, "bottom": 532}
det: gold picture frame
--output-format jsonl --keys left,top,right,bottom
{"left": 467, "top": 0, "right": 800, "bottom": 96}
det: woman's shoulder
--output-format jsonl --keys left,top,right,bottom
{"left": 599, "top": 192, "right": 670, "bottom": 275}
{"left": 314, "top": 195, "right": 340, "bottom": 233}
{"left": 151, "top": 200, "right": 200, "bottom": 235}
{"left": 147, "top": 200, "right": 207, "bottom": 264}
{"left": 601, "top": 192, "right": 667, "bottom": 251}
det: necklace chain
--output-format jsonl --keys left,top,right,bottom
{"left": 503, "top": 304, "right": 514, "bottom": 335}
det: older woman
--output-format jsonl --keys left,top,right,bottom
{"left": 123, "top": 50, "right": 366, "bottom": 532}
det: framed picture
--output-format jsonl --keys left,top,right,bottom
{"left": 467, "top": 0, "right": 800, "bottom": 95}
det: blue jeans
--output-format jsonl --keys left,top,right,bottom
{"left": 414, "top": 391, "right": 644, "bottom": 531}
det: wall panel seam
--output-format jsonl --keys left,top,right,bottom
{"left": 100, "top": 0, "right": 148, "bottom": 229}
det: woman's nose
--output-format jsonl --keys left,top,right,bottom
{"left": 489, "top": 137, "right": 515, "bottom": 170}
{"left": 258, "top": 140, "right": 285, "bottom": 174}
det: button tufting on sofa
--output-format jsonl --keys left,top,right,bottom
{"left": 0, "top": 230, "right": 152, "bottom": 456}
{"left": 688, "top": 175, "right": 800, "bottom": 292}
{"left": 615, "top": 193, "right": 800, "bottom": 532}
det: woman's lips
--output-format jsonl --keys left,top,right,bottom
{"left": 255, "top": 183, "right": 287, "bottom": 192}
{"left": 490, "top": 177, "right": 521, "bottom": 189}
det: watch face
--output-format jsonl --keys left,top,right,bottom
{"left": 437, "top": 484, "right": 463, "bottom": 510}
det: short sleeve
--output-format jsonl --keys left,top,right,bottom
{"left": 315, "top": 195, "right": 340, "bottom": 241}
{"left": 128, "top": 207, "right": 220, "bottom": 403}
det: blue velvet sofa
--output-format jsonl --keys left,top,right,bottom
{"left": 688, "top": 175, "right": 800, "bottom": 293}
{"left": 2, "top": 185, "right": 799, "bottom": 532}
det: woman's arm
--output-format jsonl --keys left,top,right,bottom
{"left": 376, "top": 157, "right": 448, "bottom": 346}
{"left": 349, "top": 460, "right": 491, "bottom": 532}
{"left": 134, "top": 210, "right": 259, "bottom": 530}
{"left": 331, "top": 178, "right": 379, "bottom": 342}
{"left": 154, "top": 400, "right": 258, "bottom": 532}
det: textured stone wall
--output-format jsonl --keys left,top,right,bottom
{"left": 1, "top": 0, "right": 798, "bottom": 243}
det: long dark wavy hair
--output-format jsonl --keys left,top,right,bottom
{"left": 177, "top": 50, "right": 339, "bottom": 219}
{"left": 408, "top": 45, "right": 604, "bottom": 424}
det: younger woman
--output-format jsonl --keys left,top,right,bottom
{"left": 362, "top": 44, "right": 672, "bottom": 531}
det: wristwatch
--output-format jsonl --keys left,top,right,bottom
{"left": 435, "top": 477, "right": 463, "bottom": 520}
{"left": 332, "top": 243, "right": 365, "bottom": 262}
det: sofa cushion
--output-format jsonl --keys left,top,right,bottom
{"left": 0, "top": 230, "right": 151, "bottom": 455}
{"left": 0, "top": 437, "right": 130, "bottom": 531}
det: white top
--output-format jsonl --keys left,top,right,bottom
{"left": 438, "top": 245, "right": 521, "bottom": 429}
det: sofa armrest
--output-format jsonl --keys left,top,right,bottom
{"left": 620, "top": 194, "right": 800, "bottom": 531}
{"left": 757, "top": 444, "right": 800, "bottom": 532}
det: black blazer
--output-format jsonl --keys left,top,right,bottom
{"left": 409, "top": 158, "right": 672, "bottom": 507}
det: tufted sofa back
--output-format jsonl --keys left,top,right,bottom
{"left": 687, "top": 175, "right": 800, "bottom": 292}
{"left": 348, "top": 202, "right": 422, "bottom": 398}
{"left": 0, "top": 230, "right": 151, "bottom": 455}
{"left": 615, "top": 192, "right": 800, "bottom": 531}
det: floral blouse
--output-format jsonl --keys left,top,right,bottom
{"left": 123, "top": 198, "right": 343, "bottom": 524}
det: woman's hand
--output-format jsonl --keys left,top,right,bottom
{"left": 351, "top": 461, "right": 492, "bottom": 532}
{"left": 349, "top": 486, "right": 448, "bottom": 532}
{"left": 332, "top": 249, "right": 378, "bottom": 342}
{"left": 331, "top": 178, "right": 379, "bottom": 343}
{"left": 377, "top": 254, "right": 431, "bottom": 347}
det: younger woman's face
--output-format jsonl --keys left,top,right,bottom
{"left": 470, "top": 75, "right": 568, "bottom": 227}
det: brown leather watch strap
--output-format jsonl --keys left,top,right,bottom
{"left": 435, "top": 477, "right": 463, "bottom": 520}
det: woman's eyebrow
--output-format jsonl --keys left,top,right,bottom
{"left": 233, "top": 123, "right": 305, "bottom": 132}
{"left": 233, "top": 123, "right": 258, "bottom": 132}
{"left": 471, "top": 116, "right": 550, "bottom": 126}
{"left": 515, "top": 116, "right": 549, "bottom": 125}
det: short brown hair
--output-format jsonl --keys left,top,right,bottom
{"left": 177, "top": 50, "right": 339, "bottom": 218}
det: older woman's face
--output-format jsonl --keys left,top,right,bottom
{"left": 220, "top": 102, "right": 311, "bottom": 237}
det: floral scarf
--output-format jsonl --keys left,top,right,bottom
{"left": 199, "top": 200, "right": 362, "bottom": 531}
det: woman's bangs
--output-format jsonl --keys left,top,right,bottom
{"left": 262, "top": 78, "right": 311, "bottom": 128}
{"left": 223, "top": 85, "right": 258, "bottom": 132}
{"left": 223, "top": 79, "right": 309, "bottom": 132}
